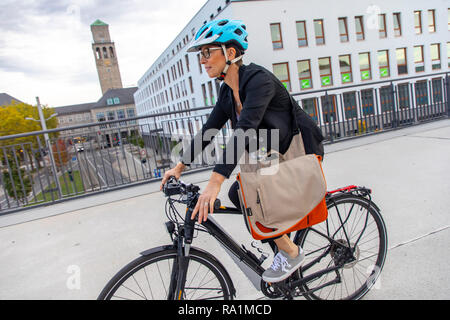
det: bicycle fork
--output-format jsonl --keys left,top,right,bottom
{"left": 168, "top": 206, "right": 196, "bottom": 300}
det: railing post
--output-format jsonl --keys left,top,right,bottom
{"left": 446, "top": 74, "right": 450, "bottom": 117}
{"left": 325, "top": 91, "right": 334, "bottom": 143}
{"left": 390, "top": 82, "right": 398, "bottom": 128}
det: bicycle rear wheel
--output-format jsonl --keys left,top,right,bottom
{"left": 98, "top": 248, "right": 234, "bottom": 300}
{"left": 294, "top": 194, "right": 387, "bottom": 300}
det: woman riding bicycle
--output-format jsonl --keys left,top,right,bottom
{"left": 160, "top": 19, "right": 323, "bottom": 282}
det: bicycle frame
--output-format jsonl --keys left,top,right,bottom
{"left": 166, "top": 185, "right": 373, "bottom": 299}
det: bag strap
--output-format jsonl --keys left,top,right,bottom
{"left": 289, "top": 94, "right": 301, "bottom": 135}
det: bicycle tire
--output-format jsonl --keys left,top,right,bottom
{"left": 98, "top": 247, "right": 234, "bottom": 300}
{"left": 294, "top": 194, "right": 388, "bottom": 300}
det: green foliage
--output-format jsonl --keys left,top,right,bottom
{"left": 2, "top": 156, "right": 32, "bottom": 203}
{"left": 0, "top": 101, "right": 59, "bottom": 148}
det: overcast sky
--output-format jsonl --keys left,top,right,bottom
{"left": 0, "top": 0, "right": 207, "bottom": 107}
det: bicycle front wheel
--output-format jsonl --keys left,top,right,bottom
{"left": 98, "top": 248, "right": 234, "bottom": 300}
{"left": 295, "top": 194, "right": 388, "bottom": 300}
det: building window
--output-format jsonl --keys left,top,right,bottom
{"left": 361, "top": 89, "right": 374, "bottom": 115}
{"left": 109, "top": 47, "right": 115, "bottom": 58}
{"left": 314, "top": 19, "right": 325, "bottom": 45}
{"left": 297, "top": 60, "right": 312, "bottom": 90}
{"left": 127, "top": 108, "right": 136, "bottom": 124}
{"left": 201, "top": 84, "right": 208, "bottom": 105}
{"left": 430, "top": 43, "right": 441, "bottom": 70}
{"left": 428, "top": 10, "right": 436, "bottom": 33}
{"left": 116, "top": 109, "right": 126, "bottom": 126}
{"left": 379, "top": 14, "right": 387, "bottom": 38}
{"left": 95, "top": 48, "right": 101, "bottom": 59}
{"left": 414, "top": 11, "right": 422, "bottom": 34}
{"left": 343, "top": 92, "right": 357, "bottom": 119}
{"left": 113, "top": 97, "right": 120, "bottom": 104}
{"left": 414, "top": 45, "right": 425, "bottom": 72}
{"left": 102, "top": 47, "right": 108, "bottom": 59}
{"left": 396, "top": 48, "right": 408, "bottom": 75}
{"left": 432, "top": 78, "right": 443, "bottom": 103}
{"left": 185, "top": 54, "right": 190, "bottom": 72}
{"left": 107, "top": 111, "right": 116, "bottom": 128}
{"left": 272, "top": 62, "right": 291, "bottom": 91}
{"left": 208, "top": 81, "right": 215, "bottom": 105}
{"left": 338, "top": 17, "right": 349, "bottom": 42}
{"left": 446, "top": 8, "right": 450, "bottom": 31}
{"left": 301, "top": 98, "right": 318, "bottom": 122}
{"left": 380, "top": 86, "right": 393, "bottom": 112}
{"left": 339, "top": 54, "right": 352, "bottom": 84}
{"left": 358, "top": 52, "right": 371, "bottom": 81}
{"left": 448, "top": 42, "right": 450, "bottom": 67}
{"left": 318, "top": 57, "right": 333, "bottom": 87}
{"left": 378, "top": 50, "right": 390, "bottom": 78}
{"left": 355, "top": 16, "right": 365, "bottom": 41}
{"left": 415, "top": 81, "right": 428, "bottom": 106}
{"left": 296, "top": 21, "right": 308, "bottom": 47}
{"left": 393, "top": 12, "right": 402, "bottom": 36}
{"left": 197, "top": 54, "right": 202, "bottom": 74}
{"left": 270, "top": 23, "right": 283, "bottom": 49}
{"left": 321, "top": 95, "right": 336, "bottom": 123}
{"left": 188, "top": 77, "right": 194, "bottom": 94}
{"left": 96, "top": 112, "right": 106, "bottom": 129}
{"left": 397, "top": 83, "right": 410, "bottom": 109}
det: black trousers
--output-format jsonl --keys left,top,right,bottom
{"left": 228, "top": 180, "right": 283, "bottom": 252}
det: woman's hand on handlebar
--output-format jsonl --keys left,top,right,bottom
{"left": 160, "top": 162, "right": 186, "bottom": 190}
{"left": 191, "top": 172, "right": 226, "bottom": 224}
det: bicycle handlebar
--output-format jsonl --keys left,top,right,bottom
{"left": 162, "top": 176, "right": 221, "bottom": 210}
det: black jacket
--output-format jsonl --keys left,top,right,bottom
{"left": 182, "top": 63, "right": 324, "bottom": 178}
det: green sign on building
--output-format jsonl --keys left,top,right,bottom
{"left": 321, "top": 76, "right": 331, "bottom": 86}
{"left": 341, "top": 73, "right": 352, "bottom": 83}
{"left": 380, "top": 67, "right": 389, "bottom": 77}
{"left": 301, "top": 79, "right": 311, "bottom": 89}
{"left": 361, "top": 70, "right": 371, "bottom": 80}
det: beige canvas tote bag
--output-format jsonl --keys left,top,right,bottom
{"left": 236, "top": 132, "right": 327, "bottom": 240}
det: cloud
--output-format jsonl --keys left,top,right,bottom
{"left": 0, "top": 0, "right": 207, "bottom": 107}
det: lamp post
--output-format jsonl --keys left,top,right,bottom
{"left": 25, "top": 97, "right": 62, "bottom": 198}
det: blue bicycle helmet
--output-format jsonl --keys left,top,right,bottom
{"left": 187, "top": 19, "right": 248, "bottom": 52}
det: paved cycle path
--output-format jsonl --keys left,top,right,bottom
{"left": 0, "top": 119, "right": 449, "bottom": 299}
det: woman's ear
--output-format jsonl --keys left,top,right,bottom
{"left": 227, "top": 47, "right": 236, "bottom": 60}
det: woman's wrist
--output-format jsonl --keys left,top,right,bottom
{"left": 176, "top": 161, "right": 186, "bottom": 172}
{"left": 209, "top": 171, "right": 226, "bottom": 185}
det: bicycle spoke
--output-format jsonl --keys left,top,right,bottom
{"left": 297, "top": 195, "right": 387, "bottom": 300}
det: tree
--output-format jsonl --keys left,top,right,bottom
{"left": 0, "top": 101, "right": 59, "bottom": 167}
{"left": 0, "top": 101, "right": 58, "bottom": 146}
{"left": 2, "top": 156, "right": 32, "bottom": 203}
{"left": 52, "top": 139, "right": 70, "bottom": 168}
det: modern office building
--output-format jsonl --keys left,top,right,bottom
{"left": 134, "top": 0, "right": 449, "bottom": 138}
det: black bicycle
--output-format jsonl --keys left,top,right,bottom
{"left": 98, "top": 177, "right": 387, "bottom": 300}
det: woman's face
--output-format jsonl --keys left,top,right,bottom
{"left": 199, "top": 45, "right": 226, "bottom": 78}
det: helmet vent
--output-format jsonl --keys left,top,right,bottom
{"left": 218, "top": 20, "right": 229, "bottom": 26}
{"left": 206, "top": 31, "right": 213, "bottom": 38}
{"left": 234, "top": 28, "right": 243, "bottom": 36}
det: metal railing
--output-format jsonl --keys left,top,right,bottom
{"left": 0, "top": 72, "right": 449, "bottom": 214}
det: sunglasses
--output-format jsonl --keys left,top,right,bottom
{"left": 200, "top": 47, "right": 222, "bottom": 59}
